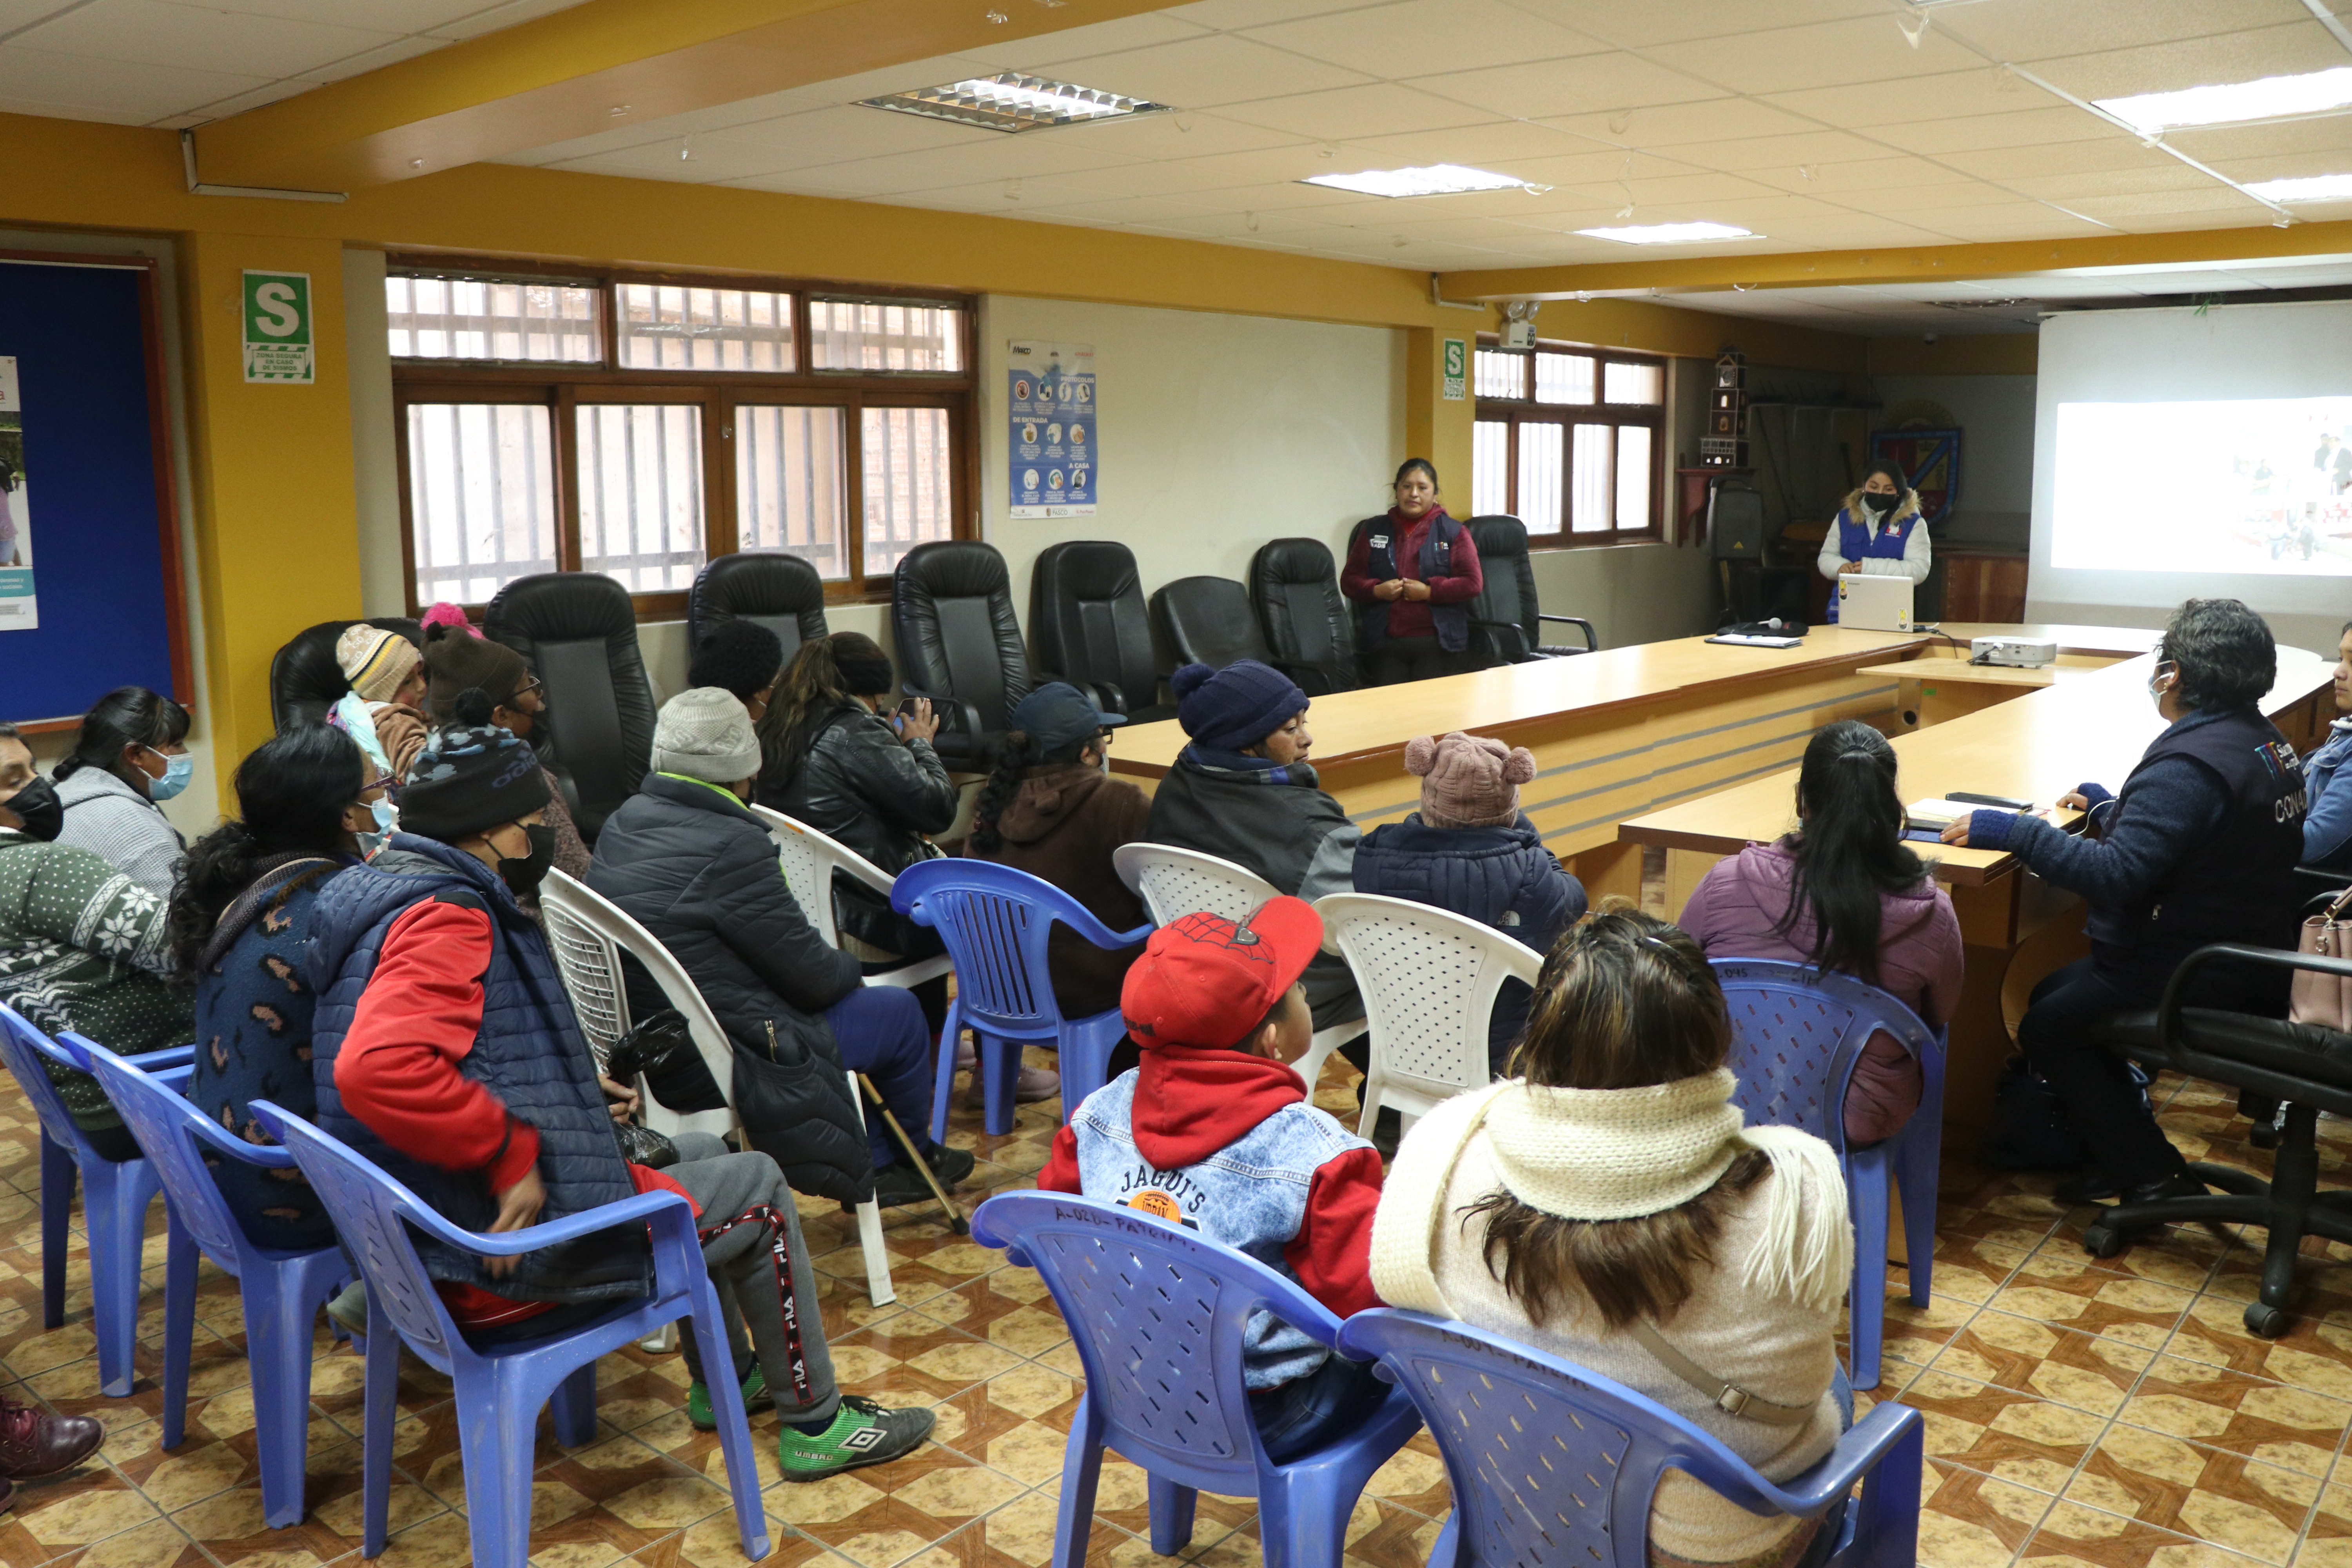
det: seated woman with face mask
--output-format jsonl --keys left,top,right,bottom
{"left": 51, "top": 686, "right": 194, "bottom": 902}
{"left": 1817, "top": 461, "right": 1929, "bottom": 624}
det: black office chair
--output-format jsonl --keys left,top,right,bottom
{"left": 1149, "top": 576, "right": 1275, "bottom": 674}
{"left": 1249, "top": 538, "right": 1360, "bottom": 696}
{"left": 481, "top": 573, "right": 657, "bottom": 842}
{"left": 891, "top": 540, "right": 1029, "bottom": 769}
{"left": 1461, "top": 515, "right": 1597, "bottom": 665}
{"left": 688, "top": 553, "right": 828, "bottom": 665}
{"left": 269, "top": 617, "right": 425, "bottom": 733}
{"left": 2085, "top": 939, "right": 2352, "bottom": 1337}
{"left": 1029, "top": 541, "right": 1170, "bottom": 724}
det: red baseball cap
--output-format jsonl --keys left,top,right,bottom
{"left": 1121, "top": 897, "right": 1324, "bottom": 1051}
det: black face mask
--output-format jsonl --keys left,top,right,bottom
{"left": 1864, "top": 490, "right": 1898, "bottom": 516}
{"left": 499, "top": 823, "right": 558, "bottom": 900}
{"left": 2, "top": 776, "right": 64, "bottom": 842}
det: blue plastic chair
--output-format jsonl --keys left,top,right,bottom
{"left": 0, "top": 1000, "right": 192, "bottom": 1397}
{"left": 64, "top": 1034, "right": 350, "bottom": 1527}
{"left": 1707, "top": 960, "right": 1945, "bottom": 1391}
{"left": 247, "top": 1100, "right": 771, "bottom": 1568}
{"left": 892, "top": 858, "right": 1151, "bottom": 1141}
{"left": 1335, "top": 1308, "right": 1924, "bottom": 1568}
{"left": 969, "top": 1191, "right": 1421, "bottom": 1568}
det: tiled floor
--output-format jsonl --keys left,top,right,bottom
{"left": 3, "top": 1054, "right": 2352, "bottom": 1568}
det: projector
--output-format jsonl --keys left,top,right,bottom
{"left": 1971, "top": 636, "right": 2058, "bottom": 669}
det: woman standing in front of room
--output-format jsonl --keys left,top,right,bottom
{"left": 1818, "top": 460, "right": 1931, "bottom": 623}
{"left": 1342, "top": 459, "right": 1484, "bottom": 686}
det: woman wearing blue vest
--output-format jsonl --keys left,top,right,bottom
{"left": 1817, "top": 462, "right": 1929, "bottom": 624}
{"left": 1341, "top": 458, "right": 1484, "bottom": 685}
{"left": 1942, "top": 600, "right": 2307, "bottom": 1221}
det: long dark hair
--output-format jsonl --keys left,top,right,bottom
{"left": 764, "top": 632, "right": 892, "bottom": 794}
{"left": 55, "top": 686, "right": 190, "bottom": 791}
{"left": 1772, "top": 720, "right": 1929, "bottom": 994}
{"left": 969, "top": 730, "right": 1092, "bottom": 854}
{"left": 167, "top": 725, "right": 364, "bottom": 976}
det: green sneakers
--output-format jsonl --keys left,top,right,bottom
{"left": 686, "top": 1366, "right": 773, "bottom": 1431}
{"left": 774, "top": 1396, "right": 935, "bottom": 1481}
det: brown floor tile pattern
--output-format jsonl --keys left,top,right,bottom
{"left": 17, "top": 1058, "right": 2352, "bottom": 1566}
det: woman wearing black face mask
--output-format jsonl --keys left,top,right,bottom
{"left": 0, "top": 721, "right": 193, "bottom": 1161}
{"left": 1818, "top": 460, "right": 1930, "bottom": 624}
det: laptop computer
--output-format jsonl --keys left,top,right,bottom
{"left": 1837, "top": 574, "right": 1915, "bottom": 633}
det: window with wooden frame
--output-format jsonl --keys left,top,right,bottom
{"left": 388, "top": 260, "right": 976, "bottom": 618}
{"left": 1469, "top": 337, "right": 1664, "bottom": 546}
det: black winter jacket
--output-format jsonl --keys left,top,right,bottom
{"left": 761, "top": 699, "right": 960, "bottom": 953}
{"left": 1143, "top": 748, "right": 1352, "bottom": 898}
{"left": 587, "top": 773, "right": 871, "bottom": 1199}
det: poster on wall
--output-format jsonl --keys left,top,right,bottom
{"left": 1008, "top": 339, "right": 1096, "bottom": 518}
{"left": 241, "top": 270, "right": 314, "bottom": 384}
{"left": 0, "top": 358, "right": 36, "bottom": 631}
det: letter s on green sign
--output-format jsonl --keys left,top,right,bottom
{"left": 254, "top": 282, "right": 301, "bottom": 338}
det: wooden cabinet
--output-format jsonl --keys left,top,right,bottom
{"left": 1941, "top": 552, "right": 2028, "bottom": 622}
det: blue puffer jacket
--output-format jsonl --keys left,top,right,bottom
{"left": 1351, "top": 813, "right": 1587, "bottom": 1062}
{"left": 308, "top": 835, "right": 648, "bottom": 1306}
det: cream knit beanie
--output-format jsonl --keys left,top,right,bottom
{"left": 336, "top": 625, "right": 422, "bottom": 705}
{"left": 653, "top": 688, "right": 762, "bottom": 786}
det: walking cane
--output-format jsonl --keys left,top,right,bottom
{"left": 857, "top": 1074, "right": 968, "bottom": 1235}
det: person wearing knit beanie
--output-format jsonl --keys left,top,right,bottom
{"left": 423, "top": 621, "right": 534, "bottom": 729}
{"left": 652, "top": 688, "right": 764, "bottom": 791}
{"left": 336, "top": 625, "right": 425, "bottom": 707}
{"left": 397, "top": 689, "right": 553, "bottom": 848}
{"left": 1406, "top": 731, "right": 1537, "bottom": 829}
{"left": 1171, "top": 660, "right": 1311, "bottom": 757}
{"left": 687, "top": 621, "right": 786, "bottom": 720}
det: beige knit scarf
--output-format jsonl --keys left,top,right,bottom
{"left": 1371, "top": 1069, "right": 1853, "bottom": 1318}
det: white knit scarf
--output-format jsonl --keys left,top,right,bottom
{"left": 1371, "top": 1069, "right": 1853, "bottom": 1319}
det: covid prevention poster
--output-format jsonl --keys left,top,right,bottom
{"left": 1008, "top": 340, "right": 1096, "bottom": 518}
{"left": 0, "top": 358, "right": 36, "bottom": 631}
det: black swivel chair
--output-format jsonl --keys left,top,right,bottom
{"left": 2086, "top": 937, "right": 2352, "bottom": 1337}
{"left": 1149, "top": 576, "right": 1276, "bottom": 674}
{"left": 1249, "top": 538, "right": 1360, "bottom": 696}
{"left": 1461, "top": 515, "right": 1597, "bottom": 665}
{"left": 891, "top": 540, "right": 1029, "bottom": 769}
{"left": 482, "top": 572, "right": 657, "bottom": 843}
{"left": 269, "top": 617, "right": 425, "bottom": 733}
{"left": 688, "top": 552, "right": 828, "bottom": 665}
{"left": 1029, "top": 541, "right": 1171, "bottom": 724}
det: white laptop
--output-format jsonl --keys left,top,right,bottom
{"left": 1837, "top": 574, "right": 1915, "bottom": 632}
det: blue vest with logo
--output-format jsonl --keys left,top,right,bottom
{"left": 1069, "top": 1068, "right": 1372, "bottom": 1388}
{"left": 2085, "top": 708, "right": 2307, "bottom": 964}
{"left": 1824, "top": 501, "right": 1916, "bottom": 624}
{"left": 1356, "top": 511, "right": 1470, "bottom": 653}
{"left": 307, "top": 835, "right": 649, "bottom": 1305}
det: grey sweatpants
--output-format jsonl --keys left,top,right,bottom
{"left": 664, "top": 1132, "right": 839, "bottom": 1426}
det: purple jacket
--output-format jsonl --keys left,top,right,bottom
{"left": 1678, "top": 840, "right": 1962, "bottom": 1145}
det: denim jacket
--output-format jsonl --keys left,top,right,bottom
{"left": 2307, "top": 717, "right": 2352, "bottom": 873}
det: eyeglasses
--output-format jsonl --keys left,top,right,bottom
{"left": 359, "top": 773, "right": 395, "bottom": 796}
{"left": 514, "top": 677, "right": 544, "bottom": 702}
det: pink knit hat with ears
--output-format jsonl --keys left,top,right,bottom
{"left": 1405, "top": 731, "right": 1537, "bottom": 829}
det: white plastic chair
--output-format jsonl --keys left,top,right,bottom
{"left": 750, "top": 806, "right": 952, "bottom": 989}
{"left": 1112, "top": 842, "right": 1365, "bottom": 1093}
{"left": 1311, "top": 892, "right": 1543, "bottom": 1138}
{"left": 538, "top": 868, "right": 896, "bottom": 1307}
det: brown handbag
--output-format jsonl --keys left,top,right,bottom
{"left": 2293, "top": 886, "right": 2352, "bottom": 1033}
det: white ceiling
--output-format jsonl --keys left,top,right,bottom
{"left": 488, "top": 0, "right": 2352, "bottom": 276}
{"left": 0, "top": 0, "right": 585, "bottom": 127}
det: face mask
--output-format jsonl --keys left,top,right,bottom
{"left": 1864, "top": 491, "right": 1896, "bottom": 516}
{"left": 144, "top": 748, "right": 194, "bottom": 802}
{"left": 368, "top": 798, "right": 396, "bottom": 834}
{"left": 499, "top": 823, "right": 558, "bottom": 900}
{"left": 2, "top": 775, "right": 63, "bottom": 841}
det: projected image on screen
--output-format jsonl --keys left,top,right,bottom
{"left": 2054, "top": 398, "right": 2352, "bottom": 575}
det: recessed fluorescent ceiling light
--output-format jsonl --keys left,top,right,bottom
{"left": 2245, "top": 172, "right": 2352, "bottom": 203}
{"left": 1576, "top": 221, "right": 1756, "bottom": 244}
{"left": 1299, "top": 164, "right": 1534, "bottom": 198}
{"left": 2092, "top": 65, "right": 2352, "bottom": 132}
{"left": 859, "top": 73, "right": 1168, "bottom": 133}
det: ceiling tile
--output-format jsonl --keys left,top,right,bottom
{"left": 0, "top": 41, "right": 266, "bottom": 119}
{"left": 1159, "top": 0, "right": 1366, "bottom": 31}
{"left": 1336, "top": 119, "right": 1609, "bottom": 168}
{"left": 1739, "top": 156, "right": 1987, "bottom": 195}
{"left": 1942, "top": 138, "right": 2187, "bottom": 182}
{"left": 296, "top": 34, "right": 452, "bottom": 83}
{"left": 955, "top": 12, "right": 1212, "bottom": 73}
{"left": 209, "top": 0, "right": 497, "bottom": 25}
{"left": 1051, "top": 109, "right": 1311, "bottom": 161}
{"left": 1764, "top": 67, "right": 2067, "bottom": 128}
{"left": 793, "top": 135, "right": 1148, "bottom": 197}
{"left": 2023, "top": 20, "right": 2349, "bottom": 97}
{"left": 995, "top": 193, "right": 1237, "bottom": 225}
{"left": 1508, "top": 0, "right": 1889, "bottom": 49}
{"left": 2169, "top": 116, "right": 2352, "bottom": 164}
{"left": 1418, "top": 52, "right": 1728, "bottom": 120}
{"left": 1214, "top": 82, "right": 1492, "bottom": 140}
{"left": 421, "top": 0, "right": 584, "bottom": 40}
{"left": 1065, "top": 145, "right": 1352, "bottom": 198}
{"left": 681, "top": 105, "right": 1002, "bottom": 172}
{"left": 1643, "top": 14, "right": 1987, "bottom": 96}
{"left": 15, "top": 0, "right": 401, "bottom": 77}
{"left": 2057, "top": 187, "right": 2272, "bottom": 219}
{"left": 1865, "top": 106, "right": 2119, "bottom": 156}
{"left": 1042, "top": 33, "right": 1372, "bottom": 109}
{"left": 1935, "top": 0, "right": 2315, "bottom": 60}
{"left": 1241, "top": 0, "right": 1607, "bottom": 78}
{"left": 1833, "top": 180, "right": 2043, "bottom": 212}
{"left": 1540, "top": 97, "right": 1820, "bottom": 148}
{"left": 2004, "top": 164, "right": 2225, "bottom": 199}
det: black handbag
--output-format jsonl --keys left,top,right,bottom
{"left": 606, "top": 1006, "right": 727, "bottom": 1116}
{"left": 732, "top": 1018, "right": 875, "bottom": 1206}
{"left": 1980, "top": 1054, "right": 2152, "bottom": 1172}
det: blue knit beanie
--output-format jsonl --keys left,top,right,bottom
{"left": 1171, "top": 660, "right": 1310, "bottom": 753}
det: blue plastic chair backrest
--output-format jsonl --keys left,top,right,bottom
{"left": 250, "top": 1101, "right": 463, "bottom": 1372}
{"left": 71, "top": 1033, "right": 257, "bottom": 1270}
{"left": 0, "top": 1001, "right": 96, "bottom": 1152}
{"left": 1337, "top": 1308, "right": 1785, "bottom": 1568}
{"left": 971, "top": 1191, "right": 1341, "bottom": 1486}
{"left": 893, "top": 859, "right": 1103, "bottom": 1032}
{"left": 1708, "top": 960, "right": 1933, "bottom": 1157}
